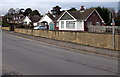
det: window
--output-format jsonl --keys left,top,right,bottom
{"left": 56, "top": 23, "right": 59, "bottom": 27}
{"left": 20, "top": 16, "right": 23, "bottom": 19}
{"left": 45, "top": 23, "right": 48, "bottom": 25}
{"left": 66, "top": 21, "right": 75, "bottom": 29}
{"left": 16, "top": 17, "right": 18, "bottom": 20}
{"left": 24, "top": 22, "right": 27, "bottom": 25}
{"left": 96, "top": 22, "right": 100, "bottom": 26}
{"left": 61, "top": 21, "right": 64, "bottom": 28}
{"left": 14, "top": 17, "right": 16, "bottom": 20}
{"left": 87, "top": 21, "right": 92, "bottom": 26}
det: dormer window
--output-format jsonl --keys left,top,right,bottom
{"left": 14, "top": 17, "right": 16, "bottom": 20}
{"left": 16, "top": 17, "right": 18, "bottom": 20}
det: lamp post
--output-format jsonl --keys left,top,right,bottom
{"left": 111, "top": 12, "right": 115, "bottom": 50}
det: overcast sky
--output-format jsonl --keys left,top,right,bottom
{"left": 0, "top": 0, "right": 119, "bottom": 16}
{"left": 0, "top": 0, "right": 120, "bottom": 2}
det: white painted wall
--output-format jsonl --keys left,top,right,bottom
{"left": 59, "top": 20, "right": 84, "bottom": 31}
{"left": 77, "top": 20, "right": 84, "bottom": 31}
{"left": 23, "top": 16, "right": 31, "bottom": 25}
{"left": 59, "top": 20, "right": 76, "bottom": 31}
{"left": 39, "top": 15, "right": 52, "bottom": 25}
{"left": 33, "top": 22, "right": 38, "bottom": 26}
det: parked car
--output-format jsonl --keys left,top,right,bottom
{"left": 34, "top": 25, "right": 47, "bottom": 30}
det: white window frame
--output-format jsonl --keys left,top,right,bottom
{"left": 66, "top": 21, "right": 75, "bottom": 29}
{"left": 61, "top": 21, "right": 64, "bottom": 28}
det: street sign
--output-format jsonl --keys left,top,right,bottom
{"left": 111, "top": 19, "right": 115, "bottom": 26}
{"left": 111, "top": 23, "right": 115, "bottom": 26}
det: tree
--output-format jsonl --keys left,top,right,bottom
{"left": 114, "top": 10, "right": 120, "bottom": 26}
{"left": 115, "top": 18, "right": 120, "bottom": 26}
{"left": 51, "top": 5, "right": 62, "bottom": 16}
{"left": 4, "top": 8, "right": 15, "bottom": 22}
{"left": 31, "top": 10, "right": 41, "bottom": 16}
{"left": 15, "top": 8, "right": 20, "bottom": 14}
{"left": 19, "top": 8, "right": 24, "bottom": 15}
{"left": 68, "top": 7, "right": 77, "bottom": 11}
{"left": 117, "top": 10, "right": 120, "bottom": 19}
{"left": 24, "top": 8, "right": 32, "bottom": 16}
{"left": 8, "top": 8, "right": 15, "bottom": 15}
{"left": 2, "top": 15, "right": 11, "bottom": 27}
{"left": 95, "top": 7, "right": 110, "bottom": 25}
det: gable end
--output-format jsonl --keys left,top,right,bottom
{"left": 60, "top": 12, "right": 74, "bottom": 20}
{"left": 57, "top": 11, "right": 76, "bottom": 21}
{"left": 85, "top": 9, "right": 104, "bottom": 22}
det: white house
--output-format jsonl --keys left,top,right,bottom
{"left": 23, "top": 15, "right": 41, "bottom": 27}
{"left": 23, "top": 16, "right": 32, "bottom": 25}
{"left": 57, "top": 11, "right": 86, "bottom": 31}
{"left": 57, "top": 7, "right": 104, "bottom": 31}
{"left": 38, "top": 13, "right": 54, "bottom": 29}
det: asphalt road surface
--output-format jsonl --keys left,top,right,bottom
{"left": 2, "top": 31, "right": 118, "bottom": 75}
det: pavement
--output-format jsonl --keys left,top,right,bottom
{"left": 2, "top": 30, "right": 119, "bottom": 58}
{"left": 2, "top": 31, "right": 119, "bottom": 75}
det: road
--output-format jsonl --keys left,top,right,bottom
{"left": 2, "top": 31, "right": 118, "bottom": 75}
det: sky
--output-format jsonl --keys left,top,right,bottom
{"left": 0, "top": 0, "right": 120, "bottom": 16}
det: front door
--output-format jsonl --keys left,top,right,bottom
{"left": 49, "top": 22, "right": 54, "bottom": 30}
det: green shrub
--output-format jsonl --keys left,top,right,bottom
{"left": 115, "top": 19, "right": 120, "bottom": 26}
{"left": 2, "top": 23, "right": 10, "bottom": 27}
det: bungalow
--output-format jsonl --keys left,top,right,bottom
{"left": 9, "top": 14, "right": 25, "bottom": 24}
{"left": 23, "top": 16, "right": 32, "bottom": 25}
{"left": 38, "top": 12, "right": 55, "bottom": 30}
{"left": 57, "top": 6, "right": 105, "bottom": 31}
{"left": 23, "top": 15, "right": 41, "bottom": 27}
{"left": 7, "top": 14, "right": 41, "bottom": 27}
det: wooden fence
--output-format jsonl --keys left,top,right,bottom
{"left": 88, "top": 25, "right": 120, "bottom": 33}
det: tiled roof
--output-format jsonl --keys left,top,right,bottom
{"left": 46, "top": 13, "right": 54, "bottom": 21}
{"left": 10, "top": 15, "right": 25, "bottom": 23}
{"left": 45, "top": 12, "right": 64, "bottom": 22}
{"left": 54, "top": 11, "right": 65, "bottom": 21}
{"left": 68, "top": 8, "right": 94, "bottom": 20}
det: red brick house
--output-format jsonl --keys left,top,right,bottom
{"left": 57, "top": 6, "right": 105, "bottom": 31}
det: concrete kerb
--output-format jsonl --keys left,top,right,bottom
{"left": 3, "top": 30, "right": 119, "bottom": 58}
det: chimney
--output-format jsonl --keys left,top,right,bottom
{"left": 80, "top": 6, "right": 85, "bottom": 12}
{"left": 48, "top": 11, "right": 50, "bottom": 14}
